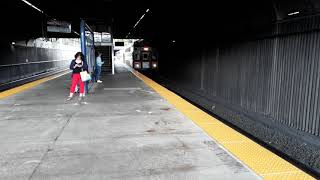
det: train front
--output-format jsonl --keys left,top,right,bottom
{"left": 132, "top": 41, "right": 158, "bottom": 71}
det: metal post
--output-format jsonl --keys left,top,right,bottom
{"left": 80, "top": 19, "right": 86, "bottom": 58}
{"left": 91, "top": 31, "right": 96, "bottom": 82}
{"left": 111, "top": 35, "right": 114, "bottom": 75}
{"left": 91, "top": 31, "right": 95, "bottom": 70}
{"left": 80, "top": 19, "right": 89, "bottom": 94}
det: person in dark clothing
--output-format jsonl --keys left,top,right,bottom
{"left": 67, "top": 52, "right": 88, "bottom": 101}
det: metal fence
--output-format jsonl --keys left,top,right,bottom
{"left": 0, "top": 59, "right": 70, "bottom": 85}
{"left": 160, "top": 15, "right": 320, "bottom": 136}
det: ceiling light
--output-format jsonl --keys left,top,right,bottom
{"left": 21, "top": 0, "right": 43, "bottom": 13}
{"left": 288, "top": 11, "right": 299, "bottom": 16}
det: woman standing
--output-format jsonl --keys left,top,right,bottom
{"left": 67, "top": 52, "right": 88, "bottom": 101}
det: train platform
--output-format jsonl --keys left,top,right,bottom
{"left": 0, "top": 63, "right": 313, "bottom": 180}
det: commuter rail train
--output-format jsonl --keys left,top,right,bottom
{"left": 132, "top": 40, "right": 158, "bottom": 70}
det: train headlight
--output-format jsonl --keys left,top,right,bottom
{"left": 134, "top": 62, "right": 141, "bottom": 69}
{"left": 152, "top": 62, "right": 157, "bottom": 68}
{"left": 143, "top": 47, "right": 149, "bottom": 51}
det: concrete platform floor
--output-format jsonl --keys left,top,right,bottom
{"left": 0, "top": 64, "right": 260, "bottom": 180}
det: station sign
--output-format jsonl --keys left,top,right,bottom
{"left": 47, "top": 20, "right": 71, "bottom": 33}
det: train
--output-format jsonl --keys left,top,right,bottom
{"left": 132, "top": 40, "right": 158, "bottom": 70}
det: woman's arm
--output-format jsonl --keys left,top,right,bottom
{"left": 69, "top": 60, "right": 76, "bottom": 70}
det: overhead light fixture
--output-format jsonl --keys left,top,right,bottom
{"left": 288, "top": 11, "right": 300, "bottom": 16}
{"left": 133, "top": 14, "right": 146, "bottom": 29}
{"left": 21, "top": 0, "right": 44, "bottom": 13}
{"left": 126, "top": 8, "right": 151, "bottom": 38}
{"left": 172, "top": 40, "right": 176, "bottom": 43}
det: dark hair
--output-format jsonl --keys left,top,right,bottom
{"left": 95, "top": 51, "right": 102, "bottom": 57}
{"left": 74, "top": 52, "right": 84, "bottom": 60}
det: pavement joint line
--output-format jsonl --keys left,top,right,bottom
{"left": 27, "top": 113, "right": 75, "bottom": 180}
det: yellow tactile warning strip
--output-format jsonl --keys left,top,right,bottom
{"left": 0, "top": 71, "right": 69, "bottom": 100}
{"left": 131, "top": 70, "right": 315, "bottom": 180}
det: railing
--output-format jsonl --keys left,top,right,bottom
{"left": 0, "top": 59, "right": 71, "bottom": 85}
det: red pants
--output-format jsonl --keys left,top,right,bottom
{"left": 70, "top": 74, "right": 84, "bottom": 93}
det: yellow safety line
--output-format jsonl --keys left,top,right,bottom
{"left": 131, "top": 70, "right": 315, "bottom": 180}
{"left": 0, "top": 71, "right": 69, "bottom": 100}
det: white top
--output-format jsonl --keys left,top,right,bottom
{"left": 96, "top": 56, "right": 104, "bottom": 67}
